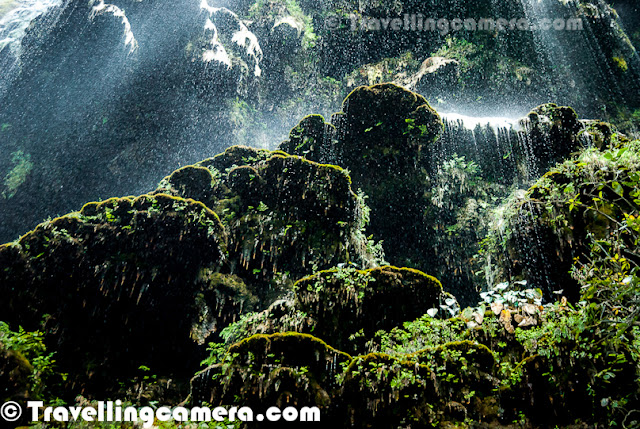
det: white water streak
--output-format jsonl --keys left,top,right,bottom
{"left": 0, "top": 0, "right": 61, "bottom": 53}
{"left": 89, "top": 0, "right": 138, "bottom": 53}
{"left": 200, "top": 0, "right": 262, "bottom": 77}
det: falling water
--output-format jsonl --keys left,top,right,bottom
{"left": 0, "top": 0, "right": 62, "bottom": 92}
{"left": 434, "top": 112, "right": 548, "bottom": 185}
{"left": 0, "top": 0, "right": 61, "bottom": 52}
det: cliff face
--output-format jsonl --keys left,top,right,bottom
{"left": 2, "top": 84, "right": 640, "bottom": 427}
{"left": 1, "top": 0, "right": 639, "bottom": 245}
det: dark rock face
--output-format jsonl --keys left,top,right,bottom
{"left": 0, "top": 194, "right": 228, "bottom": 395}
{"left": 294, "top": 266, "right": 445, "bottom": 352}
{"left": 0, "top": 146, "right": 368, "bottom": 398}
{"left": 0, "top": 348, "right": 34, "bottom": 427}
{"left": 190, "top": 333, "right": 352, "bottom": 421}
{"left": 157, "top": 146, "right": 369, "bottom": 293}
{"left": 280, "top": 83, "right": 444, "bottom": 276}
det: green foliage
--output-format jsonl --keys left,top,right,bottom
{"left": 0, "top": 321, "right": 58, "bottom": 393}
{"left": 370, "top": 314, "right": 469, "bottom": 356}
{"left": 352, "top": 189, "right": 387, "bottom": 268}
{"left": 612, "top": 56, "right": 629, "bottom": 72}
{"left": 433, "top": 36, "right": 479, "bottom": 73}
{"left": 2, "top": 149, "right": 33, "bottom": 199}
{"left": 201, "top": 342, "right": 229, "bottom": 367}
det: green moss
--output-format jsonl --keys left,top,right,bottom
{"left": 612, "top": 56, "right": 629, "bottom": 72}
{"left": 340, "top": 84, "right": 442, "bottom": 143}
{"left": 579, "top": 120, "right": 616, "bottom": 150}
{"left": 228, "top": 332, "right": 352, "bottom": 364}
{"left": 155, "top": 165, "right": 216, "bottom": 204}
{"left": 433, "top": 36, "right": 479, "bottom": 73}
{"left": 293, "top": 266, "right": 444, "bottom": 353}
{"left": 340, "top": 352, "right": 436, "bottom": 426}
{"left": 2, "top": 150, "right": 33, "bottom": 200}
{"left": 197, "top": 145, "right": 288, "bottom": 173}
{"left": 279, "top": 114, "right": 332, "bottom": 161}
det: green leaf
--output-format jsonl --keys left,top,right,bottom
{"left": 612, "top": 182, "right": 624, "bottom": 196}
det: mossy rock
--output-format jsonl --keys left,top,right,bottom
{"left": 227, "top": 332, "right": 351, "bottom": 370}
{"left": 520, "top": 104, "right": 584, "bottom": 172}
{"left": 580, "top": 120, "right": 616, "bottom": 150}
{"left": 279, "top": 114, "right": 335, "bottom": 163}
{"left": 0, "top": 347, "right": 35, "bottom": 426}
{"left": 276, "top": 85, "right": 445, "bottom": 286}
{"left": 0, "top": 347, "right": 34, "bottom": 403}
{"left": 226, "top": 165, "right": 265, "bottom": 205}
{"left": 256, "top": 155, "right": 354, "bottom": 219}
{"left": 334, "top": 83, "right": 442, "bottom": 160}
{"left": 154, "top": 165, "right": 217, "bottom": 206}
{"left": 190, "top": 333, "right": 351, "bottom": 416}
{"left": 341, "top": 83, "right": 434, "bottom": 132}
{"left": 149, "top": 148, "right": 368, "bottom": 303}
{"left": 0, "top": 194, "right": 240, "bottom": 397}
{"left": 278, "top": 83, "right": 443, "bottom": 167}
{"left": 191, "top": 271, "right": 260, "bottom": 345}
{"left": 484, "top": 140, "right": 640, "bottom": 301}
{"left": 340, "top": 353, "right": 436, "bottom": 427}
{"left": 211, "top": 154, "right": 364, "bottom": 290}
{"left": 197, "top": 145, "right": 287, "bottom": 173}
{"left": 529, "top": 104, "right": 581, "bottom": 134}
{"left": 411, "top": 341, "right": 497, "bottom": 410}
{"left": 294, "top": 266, "right": 444, "bottom": 353}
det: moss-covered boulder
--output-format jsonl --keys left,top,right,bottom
{"left": 339, "top": 353, "right": 436, "bottom": 427}
{"left": 0, "top": 347, "right": 34, "bottom": 427}
{"left": 279, "top": 84, "right": 443, "bottom": 282}
{"left": 518, "top": 104, "right": 584, "bottom": 175}
{"left": 190, "top": 333, "right": 351, "bottom": 418}
{"left": 157, "top": 146, "right": 372, "bottom": 301}
{"left": 294, "top": 266, "right": 446, "bottom": 352}
{"left": 279, "top": 115, "right": 335, "bottom": 163}
{"left": 0, "top": 194, "right": 234, "bottom": 396}
{"left": 412, "top": 341, "right": 496, "bottom": 407}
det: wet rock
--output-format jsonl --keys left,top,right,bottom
{"left": 0, "top": 348, "right": 33, "bottom": 402}
{"left": 339, "top": 353, "right": 436, "bottom": 427}
{"left": 0, "top": 194, "right": 230, "bottom": 396}
{"left": 520, "top": 104, "right": 584, "bottom": 170}
{"left": 294, "top": 266, "right": 445, "bottom": 353}
{"left": 279, "top": 115, "right": 335, "bottom": 163}
{"left": 157, "top": 146, "right": 370, "bottom": 296}
{"left": 412, "top": 56, "right": 460, "bottom": 93}
{"left": 280, "top": 83, "right": 443, "bottom": 276}
{"left": 190, "top": 333, "right": 351, "bottom": 416}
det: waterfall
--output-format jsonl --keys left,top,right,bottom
{"left": 519, "top": 0, "right": 640, "bottom": 112}
{"left": 435, "top": 113, "right": 535, "bottom": 185}
{"left": 0, "top": 0, "right": 62, "bottom": 94}
{"left": 0, "top": 0, "right": 61, "bottom": 52}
